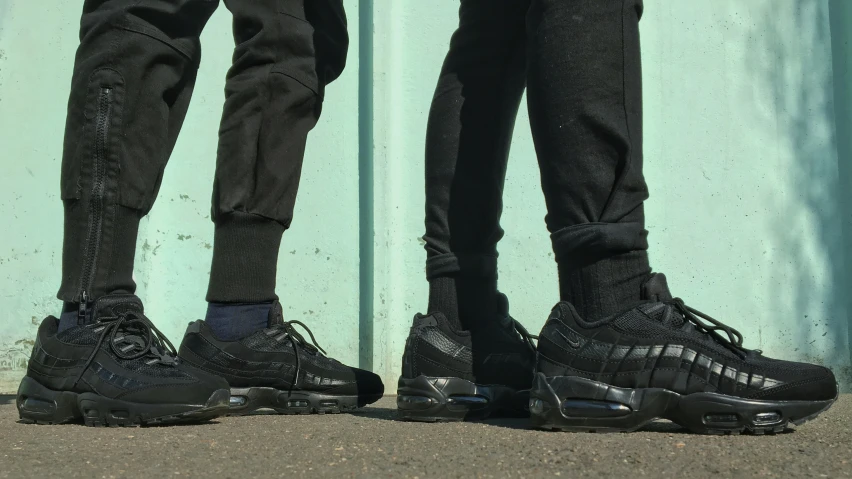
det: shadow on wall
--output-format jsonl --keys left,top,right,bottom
{"left": 745, "top": 0, "right": 852, "bottom": 382}
{"left": 829, "top": 0, "right": 852, "bottom": 384}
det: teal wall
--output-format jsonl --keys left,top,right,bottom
{"left": 1, "top": 0, "right": 850, "bottom": 393}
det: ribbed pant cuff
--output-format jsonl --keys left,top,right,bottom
{"left": 207, "top": 212, "right": 285, "bottom": 303}
{"left": 551, "top": 222, "right": 649, "bottom": 269}
{"left": 426, "top": 253, "right": 498, "bottom": 280}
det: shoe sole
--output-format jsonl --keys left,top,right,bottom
{"left": 227, "top": 387, "right": 383, "bottom": 415}
{"left": 396, "top": 375, "right": 528, "bottom": 422}
{"left": 530, "top": 373, "right": 837, "bottom": 435}
{"left": 16, "top": 376, "right": 229, "bottom": 427}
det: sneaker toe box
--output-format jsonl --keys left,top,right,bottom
{"left": 753, "top": 365, "right": 837, "bottom": 402}
{"left": 322, "top": 368, "right": 385, "bottom": 400}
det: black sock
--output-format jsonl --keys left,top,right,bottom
{"left": 205, "top": 302, "right": 273, "bottom": 341}
{"left": 428, "top": 276, "right": 462, "bottom": 330}
{"left": 558, "top": 250, "right": 651, "bottom": 321}
{"left": 456, "top": 276, "right": 498, "bottom": 331}
{"left": 427, "top": 275, "right": 498, "bottom": 331}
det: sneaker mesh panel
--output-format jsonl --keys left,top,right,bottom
{"left": 241, "top": 332, "right": 292, "bottom": 352}
{"left": 615, "top": 306, "right": 822, "bottom": 379}
{"left": 57, "top": 326, "right": 98, "bottom": 346}
{"left": 613, "top": 308, "right": 740, "bottom": 360}
{"left": 58, "top": 326, "right": 190, "bottom": 380}
{"left": 241, "top": 330, "right": 357, "bottom": 381}
{"left": 117, "top": 359, "right": 192, "bottom": 379}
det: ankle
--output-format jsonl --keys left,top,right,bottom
{"left": 427, "top": 276, "right": 462, "bottom": 330}
{"left": 427, "top": 275, "right": 500, "bottom": 331}
{"left": 558, "top": 251, "right": 651, "bottom": 320}
{"left": 456, "top": 277, "right": 498, "bottom": 330}
{"left": 57, "top": 302, "right": 80, "bottom": 333}
{"left": 205, "top": 301, "right": 273, "bottom": 341}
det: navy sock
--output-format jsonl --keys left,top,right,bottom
{"left": 205, "top": 302, "right": 273, "bottom": 341}
{"left": 58, "top": 302, "right": 80, "bottom": 333}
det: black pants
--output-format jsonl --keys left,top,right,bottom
{"left": 423, "top": 0, "right": 650, "bottom": 301}
{"left": 57, "top": 0, "right": 347, "bottom": 304}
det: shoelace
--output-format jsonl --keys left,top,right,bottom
{"left": 73, "top": 310, "right": 178, "bottom": 387}
{"left": 511, "top": 318, "right": 539, "bottom": 353}
{"left": 665, "top": 298, "right": 747, "bottom": 357}
{"left": 267, "top": 320, "right": 327, "bottom": 392}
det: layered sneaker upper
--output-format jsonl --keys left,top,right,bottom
{"left": 402, "top": 293, "right": 537, "bottom": 390}
{"left": 26, "top": 294, "right": 227, "bottom": 405}
{"left": 469, "top": 294, "right": 536, "bottom": 389}
{"left": 537, "top": 273, "right": 837, "bottom": 401}
{"left": 179, "top": 302, "right": 384, "bottom": 397}
{"left": 401, "top": 312, "right": 476, "bottom": 382}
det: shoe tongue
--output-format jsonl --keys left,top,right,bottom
{"left": 267, "top": 300, "right": 285, "bottom": 327}
{"left": 641, "top": 273, "right": 673, "bottom": 302}
{"left": 494, "top": 292, "right": 511, "bottom": 325}
{"left": 638, "top": 274, "right": 683, "bottom": 327}
{"left": 638, "top": 302, "right": 685, "bottom": 328}
{"left": 91, "top": 294, "right": 143, "bottom": 323}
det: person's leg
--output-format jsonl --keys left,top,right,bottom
{"left": 398, "top": 0, "right": 537, "bottom": 423}
{"left": 18, "top": 0, "right": 230, "bottom": 427}
{"left": 178, "top": 0, "right": 384, "bottom": 415}
{"left": 57, "top": 0, "right": 219, "bottom": 328}
{"left": 201, "top": 0, "right": 346, "bottom": 339}
{"left": 422, "top": 0, "right": 530, "bottom": 331}
{"left": 526, "top": 0, "right": 651, "bottom": 321}
{"left": 525, "top": 0, "right": 837, "bottom": 433}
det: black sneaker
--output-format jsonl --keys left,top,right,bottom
{"left": 397, "top": 293, "right": 537, "bottom": 422}
{"left": 17, "top": 294, "right": 230, "bottom": 427}
{"left": 531, "top": 273, "right": 838, "bottom": 434}
{"left": 178, "top": 301, "right": 384, "bottom": 415}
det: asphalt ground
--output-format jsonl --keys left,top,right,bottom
{"left": 0, "top": 395, "right": 850, "bottom": 478}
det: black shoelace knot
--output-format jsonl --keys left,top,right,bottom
{"left": 73, "top": 309, "right": 178, "bottom": 386}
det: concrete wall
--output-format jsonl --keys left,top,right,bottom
{"left": 1, "top": 0, "right": 850, "bottom": 393}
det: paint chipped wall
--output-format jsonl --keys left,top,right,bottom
{"left": 1, "top": 0, "right": 851, "bottom": 393}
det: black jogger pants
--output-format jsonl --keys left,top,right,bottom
{"left": 57, "top": 0, "right": 348, "bottom": 305}
{"left": 423, "top": 0, "right": 649, "bottom": 281}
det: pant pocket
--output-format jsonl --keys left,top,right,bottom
{"left": 270, "top": 5, "right": 320, "bottom": 95}
{"left": 306, "top": 0, "right": 348, "bottom": 86}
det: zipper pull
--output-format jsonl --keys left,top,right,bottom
{"left": 78, "top": 291, "right": 89, "bottom": 325}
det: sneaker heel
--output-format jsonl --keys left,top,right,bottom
{"left": 16, "top": 376, "right": 81, "bottom": 424}
{"left": 529, "top": 373, "right": 640, "bottom": 432}
{"left": 397, "top": 375, "right": 517, "bottom": 422}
